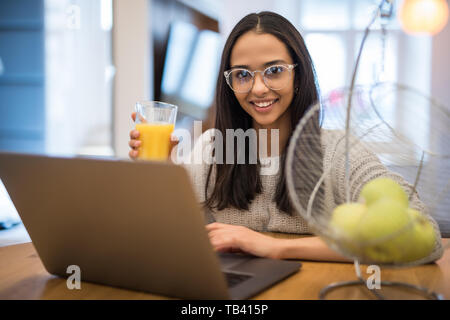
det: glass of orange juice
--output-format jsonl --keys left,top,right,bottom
{"left": 134, "top": 101, "right": 178, "bottom": 161}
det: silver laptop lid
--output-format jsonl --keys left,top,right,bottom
{"left": 0, "top": 152, "right": 230, "bottom": 299}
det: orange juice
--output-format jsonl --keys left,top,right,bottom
{"left": 136, "top": 123, "right": 174, "bottom": 160}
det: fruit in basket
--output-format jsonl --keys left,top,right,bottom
{"left": 359, "top": 177, "right": 409, "bottom": 207}
{"left": 358, "top": 198, "right": 437, "bottom": 263}
{"left": 330, "top": 176, "right": 437, "bottom": 264}
{"left": 330, "top": 203, "right": 367, "bottom": 255}
{"left": 358, "top": 198, "right": 411, "bottom": 263}
{"left": 401, "top": 208, "right": 436, "bottom": 262}
{"left": 330, "top": 203, "right": 367, "bottom": 238}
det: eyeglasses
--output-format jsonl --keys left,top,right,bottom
{"left": 224, "top": 63, "right": 297, "bottom": 93}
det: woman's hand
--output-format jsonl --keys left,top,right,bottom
{"left": 205, "top": 222, "right": 283, "bottom": 259}
{"left": 206, "top": 222, "right": 353, "bottom": 262}
{"left": 128, "top": 112, "right": 179, "bottom": 160}
{"left": 129, "top": 112, "right": 141, "bottom": 160}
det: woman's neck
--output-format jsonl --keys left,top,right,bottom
{"left": 252, "top": 111, "right": 291, "bottom": 158}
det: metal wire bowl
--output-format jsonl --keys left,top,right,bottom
{"left": 285, "top": 82, "right": 449, "bottom": 299}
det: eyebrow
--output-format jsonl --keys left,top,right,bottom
{"left": 230, "top": 59, "right": 289, "bottom": 70}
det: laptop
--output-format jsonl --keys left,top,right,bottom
{"left": 0, "top": 151, "right": 301, "bottom": 300}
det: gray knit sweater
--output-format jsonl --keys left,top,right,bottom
{"left": 182, "top": 129, "right": 444, "bottom": 263}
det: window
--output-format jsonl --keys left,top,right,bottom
{"left": 161, "top": 22, "right": 198, "bottom": 96}
{"left": 180, "top": 30, "right": 222, "bottom": 109}
{"left": 300, "top": 0, "right": 352, "bottom": 30}
{"left": 45, "top": 0, "right": 114, "bottom": 156}
{"left": 297, "top": 0, "right": 431, "bottom": 163}
{"left": 160, "top": 21, "right": 222, "bottom": 120}
{"left": 300, "top": 0, "right": 401, "bottom": 95}
{"left": 305, "top": 33, "right": 346, "bottom": 95}
{"left": 0, "top": 179, "right": 20, "bottom": 227}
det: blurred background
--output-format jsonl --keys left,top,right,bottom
{"left": 0, "top": 0, "right": 449, "bottom": 243}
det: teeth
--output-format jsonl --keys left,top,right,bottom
{"left": 254, "top": 100, "right": 275, "bottom": 108}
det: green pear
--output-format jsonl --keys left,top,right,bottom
{"left": 359, "top": 177, "right": 409, "bottom": 208}
{"left": 358, "top": 198, "right": 412, "bottom": 264}
{"left": 400, "top": 208, "right": 436, "bottom": 262}
{"left": 330, "top": 202, "right": 367, "bottom": 255}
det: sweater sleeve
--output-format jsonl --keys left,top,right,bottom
{"left": 326, "top": 130, "right": 444, "bottom": 264}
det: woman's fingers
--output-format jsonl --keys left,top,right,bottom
{"left": 209, "top": 233, "right": 241, "bottom": 253}
{"left": 205, "top": 223, "right": 279, "bottom": 259}
{"left": 128, "top": 139, "right": 141, "bottom": 149}
{"left": 129, "top": 113, "right": 140, "bottom": 160}
{"left": 129, "top": 129, "right": 140, "bottom": 160}
{"left": 129, "top": 149, "right": 139, "bottom": 159}
{"left": 130, "top": 129, "right": 140, "bottom": 139}
{"left": 169, "top": 135, "right": 180, "bottom": 155}
{"left": 207, "top": 225, "right": 242, "bottom": 252}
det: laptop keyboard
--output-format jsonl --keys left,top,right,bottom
{"left": 223, "top": 272, "right": 252, "bottom": 288}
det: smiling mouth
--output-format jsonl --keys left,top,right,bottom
{"left": 251, "top": 99, "right": 278, "bottom": 109}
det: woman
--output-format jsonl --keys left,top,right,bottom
{"left": 129, "top": 12, "right": 443, "bottom": 263}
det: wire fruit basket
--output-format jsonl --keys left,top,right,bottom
{"left": 285, "top": 0, "right": 450, "bottom": 299}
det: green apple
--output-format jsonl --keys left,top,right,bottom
{"left": 359, "top": 177, "right": 409, "bottom": 208}
{"left": 330, "top": 202, "right": 367, "bottom": 255}
{"left": 330, "top": 203, "right": 367, "bottom": 238}
{"left": 358, "top": 198, "right": 412, "bottom": 264}
{"left": 400, "top": 208, "right": 436, "bottom": 262}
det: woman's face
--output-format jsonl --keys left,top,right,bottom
{"left": 229, "top": 31, "right": 295, "bottom": 129}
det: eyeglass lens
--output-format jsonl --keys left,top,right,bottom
{"left": 228, "top": 65, "right": 292, "bottom": 93}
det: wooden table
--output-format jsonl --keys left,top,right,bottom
{"left": 1, "top": 238, "right": 449, "bottom": 300}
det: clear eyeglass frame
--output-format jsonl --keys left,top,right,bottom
{"left": 224, "top": 63, "right": 297, "bottom": 93}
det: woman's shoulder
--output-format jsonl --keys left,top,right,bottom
{"left": 319, "top": 129, "right": 368, "bottom": 153}
{"left": 319, "top": 129, "right": 347, "bottom": 151}
{"left": 320, "top": 128, "right": 346, "bottom": 143}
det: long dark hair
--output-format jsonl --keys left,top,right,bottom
{"left": 204, "top": 11, "right": 319, "bottom": 215}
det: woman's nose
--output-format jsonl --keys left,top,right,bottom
{"left": 251, "top": 72, "right": 269, "bottom": 95}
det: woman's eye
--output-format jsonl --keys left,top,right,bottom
{"left": 236, "top": 70, "right": 250, "bottom": 79}
{"left": 267, "top": 66, "right": 284, "bottom": 74}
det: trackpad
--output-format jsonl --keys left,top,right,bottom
{"left": 217, "top": 252, "right": 253, "bottom": 270}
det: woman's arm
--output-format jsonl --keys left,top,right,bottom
{"left": 275, "top": 236, "right": 352, "bottom": 262}
{"left": 206, "top": 222, "right": 352, "bottom": 262}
